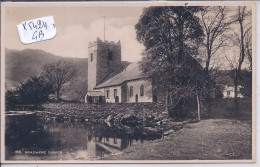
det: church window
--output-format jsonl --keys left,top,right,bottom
{"left": 227, "top": 91, "right": 230, "bottom": 96}
{"left": 114, "top": 138, "right": 117, "bottom": 144}
{"left": 114, "top": 89, "right": 117, "bottom": 98}
{"left": 140, "top": 85, "right": 144, "bottom": 96}
{"left": 108, "top": 51, "right": 113, "bottom": 61}
{"left": 130, "top": 86, "right": 133, "bottom": 97}
{"left": 90, "top": 53, "right": 93, "bottom": 62}
{"left": 106, "top": 90, "right": 110, "bottom": 99}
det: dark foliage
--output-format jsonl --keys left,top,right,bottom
{"left": 18, "top": 76, "right": 54, "bottom": 105}
{"left": 229, "top": 69, "right": 252, "bottom": 97}
{"left": 5, "top": 90, "right": 19, "bottom": 110}
{"left": 135, "top": 6, "right": 205, "bottom": 118}
{"left": 6, "top": 76, "right": 54, "bottom": 110}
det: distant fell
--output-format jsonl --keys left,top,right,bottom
{"left": 5, "top": 48, "right": 88, "bottom": 101}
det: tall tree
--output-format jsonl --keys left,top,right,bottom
{"left": 244, "top": 26, "right": 252, "bottom": 71}
{"left": 200, "top": 7, "right": 235, "bottom": 116}
{"left": 42, "top": 60, "right": 77, "bottom": 101}
{"left": 136, "top": 6, "right": 204, "bottom": 118}
{"left": 231, "top": 6, "right": 252, "bottom": 115}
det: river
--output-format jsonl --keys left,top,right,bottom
{"left": 5, "top": 111, "right": 161, "bottom": 161}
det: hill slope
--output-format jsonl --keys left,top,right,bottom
{"left": 5, "top": 48, "right": 88, "bottom": 101}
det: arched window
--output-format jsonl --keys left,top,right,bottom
{"left": 140, "top": 85, "right": 144, "bottom": 96}
{"left": 130, "top": 86, "right": 133, "bottom": 97}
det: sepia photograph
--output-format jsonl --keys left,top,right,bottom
{"left": 0, "top": 2, "right": 256, "bottom": 163}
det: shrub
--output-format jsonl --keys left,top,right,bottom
{"left": 6, "top": 76, "right": 54, "bottom": 109}
{"left": 18, "top": 76, "right": 54, "bottom": 105}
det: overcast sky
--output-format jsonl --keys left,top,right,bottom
{"left": 4, "top": 3, "right": 253, "bottom": 68}
{"left": 4, "top": 5, "right": 145, "bottom": 62}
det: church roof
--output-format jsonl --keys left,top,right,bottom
{"left": 94, "top": 62, "right": 145, "bottom": 89}
{"left": 87, "top": 91, "right": 104, "bottom": 96}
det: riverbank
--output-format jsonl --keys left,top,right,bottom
{"left": 36, "top": 102, "right": 197, "bottom": 140}
{"left": 38, "top": 100, "right": 251, "bottom": 142}
{"left": 101, "top": 119, "right": 252, "bottom": 160}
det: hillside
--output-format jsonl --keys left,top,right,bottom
{"left": 5, "top": 48, "right": 88, "bottom": 101}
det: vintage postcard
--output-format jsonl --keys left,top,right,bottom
{"left": 0, "top": 1, "right": 256, "bottom": 163}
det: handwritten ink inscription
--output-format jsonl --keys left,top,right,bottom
{"left": 22, "top": 20, "right": 47, "bottom": 41}
{"left": 17, "top": 16, "right": 56, "bottom": 44}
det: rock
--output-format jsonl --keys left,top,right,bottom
{"left": 156, "top": 121, "right": 162, "bottom": 126}
{"left": 120, "top": 115, "right": 140, "bottom": 127}
{"left": 189, "top": 118, "right": 200, "bottom": 123}
{"left": 163, "top": 129, "right": 175, "bottom": 136}
{"left": 105, "top": 115, "right": 114, "bottom": 124}
{"left": 55, "top": 116, "right": 64, "bottom": 122}
{"left": 162, "top": 129, "right": 175, "bottom": 138}
{"left": 80, "top": 117, "right": 86, "bottom": 122}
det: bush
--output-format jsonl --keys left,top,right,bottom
{"left": 5, "top": 90, "right": 19, "bottom": 110}
{"left": 18, "top": 76, "right": 54, "bottom": 105}
{"left": 6, "top": 76, "right": 54, "bottom": 109}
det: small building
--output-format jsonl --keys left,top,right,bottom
{"left": 222, "top": 85, "right": 244, "bottom": 98}
{"left": 85, "top": 91, "right": 105, "bottom": 103}
{"left": 85, "top": 38, "right": 153, "bottom": 103}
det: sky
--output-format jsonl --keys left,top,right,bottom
{"left": 3, "top": 4, "right": 253, "bottom": 68}
{"left": 4, "top": 5, "right": 145, "bottom": 62}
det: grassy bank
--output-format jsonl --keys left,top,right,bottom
{"left": 101, "top": 119, "right": 252, "bottom": 160}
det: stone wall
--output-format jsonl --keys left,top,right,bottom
{"left": 88, "top": 38, "right": 122, "bottom": 91}
{"left": 42, "top": 102, "right": 166, "bottom": 124}
{"left": 88, "top": 42, "right": 98, "bottom": 91}
{"left": 96, "top": 39, "right": 121, "bottom": 85}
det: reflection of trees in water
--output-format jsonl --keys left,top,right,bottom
{"left": 87, "top": 123, "right": 161, "bottom": 140}
{"left": 5, "top": 115, "right": 160, "bottom": 160}
{"left": 5, "top": 114, "right": 52, "bottom": 159}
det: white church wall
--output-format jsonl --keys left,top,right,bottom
{"left": 126, "top": 79, "right": 152, "bottom": 103}
{"left": 95, "top": 85, "right": 122, "bottom": 103}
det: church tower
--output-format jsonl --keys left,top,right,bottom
{"left": 88, "top": 37, "right": 121, "bottom": 91}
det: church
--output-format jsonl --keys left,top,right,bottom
{"left": 85, "top": 37, "right": 154, "bottom": 103}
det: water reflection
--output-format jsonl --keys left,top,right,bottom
{"left": 5, "top": 113, "right": 147, "bottom": 160}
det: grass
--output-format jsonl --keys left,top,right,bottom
{"left": 209, "top": 98, "right": 252, "bottom": 119}
{"left": 101, "top": 119, "right": 252, "bottom": 160}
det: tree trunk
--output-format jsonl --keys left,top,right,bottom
{"left": 234, "top": 70, "right": 239, "bottom": 116}
{"left": 56, "top": 87, "right": 61, "bottom": 102}
{"left": 204, "top": 69, "right": 212, "bottom": 117}
{"left": 165, "top": 90, "right": 169, "bottom": 115}
{"left": 196, "top": 93, "right": 201, "bottom": 121}
{"left": 170, "top": 94, "right": 173, "bottom": 105}
{"left": 233, "top": 8, "right": 246, "bottom": 117}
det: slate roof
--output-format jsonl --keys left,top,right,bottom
{"left": 95, "top": 62, "right": 145, "bottom": 89}
{"left": 87, "top": 91, "right": 104, "bottom": 96}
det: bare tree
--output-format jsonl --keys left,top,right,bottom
{"left": 244, "top": 26, "right": 252, "bottom": 71}
{"left": 228, "top": 6, "right": 252, "bottom": 116}
{"left": 42, "top": 60, "right": 77, "bottom": 101}
{"left": 200, "top": 7, "right": 235, "bottom": 116}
